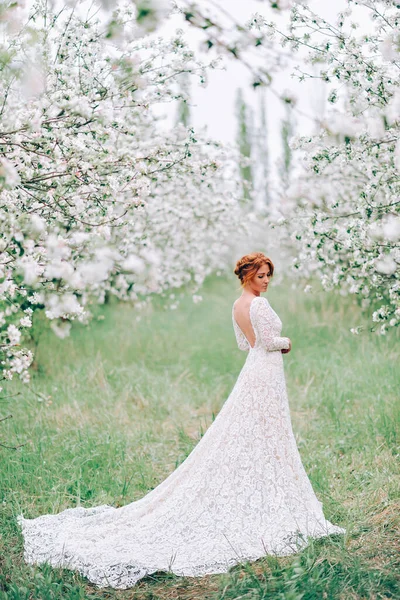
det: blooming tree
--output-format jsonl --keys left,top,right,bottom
{"left": 0, "top": 0, "right": 245, "bottom": 385}
{"left": 254, "top": 0, "right": 400, "bottom": 334}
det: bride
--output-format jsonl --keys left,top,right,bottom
{"left": 18, "top": 251, "right": 345, "bottom": 589}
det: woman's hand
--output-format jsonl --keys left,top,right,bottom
{"left": 281, "top": 338, "right": 291, "bottom": 354}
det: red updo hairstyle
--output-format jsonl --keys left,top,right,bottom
{"left": 234, "top": 252, "right": 274, "bottom": 288}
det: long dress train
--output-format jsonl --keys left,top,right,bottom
{"left": 17, "top": 295, "right": 345, "bottom": 589}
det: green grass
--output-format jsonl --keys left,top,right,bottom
{"left": 0, "top": 275, "right": 399, "bottom": 600}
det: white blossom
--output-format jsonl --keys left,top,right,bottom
{"left": 20, "top": 370, "right": 30, "bottom": 383}
{"left": 29, "top": 292, "right": 45, "bottom": 305}
{"left": 19, "top": 316, "right": 32, "bottom": 328}
{"left": 394, "top": 140, "right": 400, "bottom": 172}
{"left": 50, "top": 320, "right": 72, "bottom": 339}
{"left": 18, "top": 258, "right": 42, "bottom": 286}
{"left": 374, "top": 256, "right": 398, "bottom": 276}
{"left": 7, "top": 324, "right": 21, "bottom": 345}
{"left": 21, "top": 62, "right": 46, "bottom": 99}
{"left": 325, "top": 113, "right": 364, "bottom": 140}
{"left": 386, "top": 89, "right": 400, "bottom": 124}
{"left": 45, "top": 293, "right": 83, "bottom": 320}
{"left": 379, "top": 34, "right": 398, "bottom": 62}
{"left": 0, "top": 158, "right": 20, "bottom": 188}
{"left": 30, "top": 214, "right": 46, "bottom": 234}
{"left": 382, "top": 215, "right": 400, "bottom": 243}
{"left": 121, "top": 255, "right": 146, "bottom": 274}
{"left": 44, "top": 260, "right": 75, "bottom": 282}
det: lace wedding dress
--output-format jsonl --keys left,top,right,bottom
{"left": 18, "top": 295, "right": 345, "bottom": 589}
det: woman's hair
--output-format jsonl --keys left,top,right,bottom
{"left": 234, "top": 252, "right": 274, "bottom": 287}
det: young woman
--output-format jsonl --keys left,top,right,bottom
{"left": 18, "top": 251, "right": 345, "bottom": 589}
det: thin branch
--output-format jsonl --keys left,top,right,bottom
{"left": 0, "top": 414, "right": 12, "bottom": 423}
{"left": 0, "top": 441, "right": 29, "bottom": 450}
{"left": 0, "top": 393, "right": 21, "bottom": 401}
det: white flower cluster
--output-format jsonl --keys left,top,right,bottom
{"left": 0, "top": 2, "right": 245, "bottom": 384}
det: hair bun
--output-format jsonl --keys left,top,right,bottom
{"left": 233, "top": 252, "right": 274, "bottom": 286}
{"left": 233, "top": 260, "right": 245, "bottom": 278}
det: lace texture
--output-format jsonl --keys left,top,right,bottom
{"left": 18, "top": 295, "right": 345, "bottom": 589}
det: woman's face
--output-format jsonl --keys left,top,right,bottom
{"left": 250, "top": 263, "right": 271, "bottom": 294}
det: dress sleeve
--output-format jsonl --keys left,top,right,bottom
{"left": 232, "top": 309, "right": 250, "bottom": 352}
{"left": 254, "top": 297, "right": 290, "bottom": 352}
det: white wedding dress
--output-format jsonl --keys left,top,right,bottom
{"left": 18, "top": 295, "right": 345, "bottom": 589}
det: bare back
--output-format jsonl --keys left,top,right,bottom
{"left": 233, "top": 296, "right": 257, "bottom": 348}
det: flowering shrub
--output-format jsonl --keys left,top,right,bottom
{"left": 0, "top": 1, "right": 244, "bottom": 385}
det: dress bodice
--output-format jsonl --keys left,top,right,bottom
{"left": 232, "top": 296, "right": 290, "bottom": 353}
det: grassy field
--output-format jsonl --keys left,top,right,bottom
{"left": 0, "top": 275, "right": 399, "bottom": 600}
